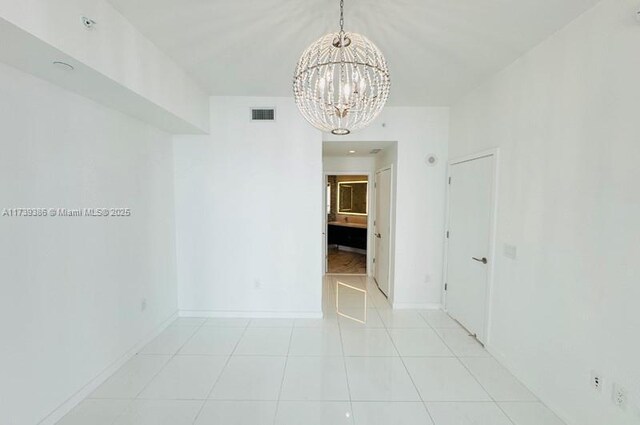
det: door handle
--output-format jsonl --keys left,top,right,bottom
{"left": 375, "top": 233, "right": 381, "bottom": 238}
{"left": 472, "top": 257, "right": 488, "bottom": 264}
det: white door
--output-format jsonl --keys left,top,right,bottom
{"left": 324, "top": 176, "right": 330, "bottom": 273}
{"left": 446, "top": 155, "right": 495, "bottom": 343}
{"left": 374, "top": 167, "right": 392, "bottom": 297}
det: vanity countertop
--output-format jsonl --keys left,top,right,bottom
{"left": 328, "top": 221, "right": 367, "bottom": 229}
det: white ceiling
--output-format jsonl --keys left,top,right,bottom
{"left": 323, "top": 140, "right": 394, "bottom": 157}
{"left": 108, "top": 0, "right": 600, "bottom": 106}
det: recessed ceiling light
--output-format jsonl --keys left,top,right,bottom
{"left": 53, "top": 61, "right": 74, "bottom": 71}
{"left": 349, "top": 150, "right": 356, "bottom": 154}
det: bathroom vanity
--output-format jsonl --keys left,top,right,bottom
{"left": 327, "top": 221, "right": 367, "bottom": 250}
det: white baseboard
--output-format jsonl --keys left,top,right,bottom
{"left": 392, "top": 302, "right": 442, "bottom": 310}
{"left": 38, "top": 311, "right": 178, "bottom": 425}
{"left": 179, "top": 310, "right": 323, "bottom": 319}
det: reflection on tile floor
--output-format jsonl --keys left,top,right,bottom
{"left": 57, "top": 275, "right": 565, "bottom": 425}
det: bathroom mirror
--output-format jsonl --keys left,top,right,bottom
{"left": 337, "top": 181, "right": 368, "bottom": 215}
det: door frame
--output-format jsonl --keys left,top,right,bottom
{"left": 323, "top": 170, "right": 375, "bottom": 276}
{"left": 442, "top": 148, "right": 500, "bottom": 345}
{"left": 373, "top": 164, "right": 395, "bottom": 300}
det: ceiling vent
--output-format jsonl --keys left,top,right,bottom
{"left": 369, "top": 148, "right": 382, "bottom": 154}
{"left": 251, "top": 108, "right": 276, "bottom": 121}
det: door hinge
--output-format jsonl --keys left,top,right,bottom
{"left": 444, "top": 283, "right": 448, "bottom": 291}
{"left": 448, "top": 176, "right": 452, "bottom": 184}
{"left": 373, "top": 258, "right": 376, "bottom": 263}
{"left": 374, "top": 182, "right": 377, "bottom": 188}
{"left": 446, "top": 230, "right": 450, "bottom": 239}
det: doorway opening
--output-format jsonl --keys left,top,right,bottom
{"left": 322, "top": 140, "right": 397, "bottom": 321}
{"left": 326, "top": 174, "right": 369, "bottom": 274}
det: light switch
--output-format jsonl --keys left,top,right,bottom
{"left": 504, "top": 244, "right": 517, "bottom": 260}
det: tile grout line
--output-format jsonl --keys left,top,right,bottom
{"left": 271, "top": 321, "right": 295, "bottom": 425}
{"left": 382, "top": 309, "right": 438, "bottom": 425}
{"left": 125, "top": 319, "right": 208, "bottom": 414}
{"left": 336, "top": 296, "right": 356, "bottom": 425}
{"left": 190, "top": 319, "right": 252, "bottom": 425}
{"left": 94, "top": 319, "right": 208, "bottom": 425}
{"left": 425, "top": 312, "right": 518, "bottom": 425}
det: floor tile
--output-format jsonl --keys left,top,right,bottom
{"left": 280, "top": 356, "right": 350, "bottom": 401}
{"left": 234, "top": 327, "right": 292, "bottom": 356}
{"left": 294, "top": 318, "right": 339, "bottom": 328}
{"left": 113, "top": 399, "right": 202, "bottom": 425}
{"left": 378, "top": 310, "right": 431, "bottom": 328}
{"left": 330, "top": 274, "right": 365, "bottom": 287}
{"left": 194, "top": 401, "right": 277, "bottom": 425}
{"left": 289, "top": 327, "right": 343, "bottom": 356}
{"left": 248, "top": 318, "right": 294, "bottom": 328}
{"left": 341, "top": 329, "right": 398, "bottom": 356}
{"left": 139, "top": 326, "right": 199, "bottom": 355}
{"left": 388, "top": 328, "right": 454, "bottom": 357}
{"left": 499, "top": 402, "right": 565, "bottom": 425}
{"left": 420, "top": 311, "right": 462, "bottom": 329}
{"left": 179, "top": 327, "right": 244, "bottom": 355}
{"left": 90, "top": 355, "right": 170, "bottom": 398}
{"left": 62, "top": 277, "right": 554, "bottom": 425}
{"left": 56, "top": 399, "right": 130, "bottom": 425}
{"left": 336, "top": 289, "right": 368, "bottom": 309}
{"left": 171, "top": 317, "right": 207, "bottom": 327}
{"left": 434, "top": 328, "right": 489, "bottom": 357}
{"left": 338, "top": 309, "right": 385, "bottom": 328}
{"left": 345, "top": 357, "right": 420, "bottom": 401}
{"left": 337, "top": 310, "right": 371, "bottom": 327}
{"left": 209, "top": 356, "right": 286, "bottom": 400}
{"left": 275, "top": 401, "right": 353, "bottom": 425}
{"left": 460, "top": 357, "right": 537, "bottom": 401}
{"left": 426, "top": 402, "right": 513, "bottom": 425}
{"left": 352, "top": 402, "right": 433, "bottom": 425}
{"left": 139, "top": 355, "right": 227, "bottom": 400}
{"left": 204, "top": 318, "right": 250, "bottom": 328}
{"left": 403, "top": 358, "right": 491, "bottom": 401}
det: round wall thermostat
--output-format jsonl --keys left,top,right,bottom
{"left": 425, "top": 154, "right": 438, "bottom": 166}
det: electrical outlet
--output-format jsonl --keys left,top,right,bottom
{"left": 591, "top": 371, "right": 603, "bottom": 392}
{"left": 613, "top": 383, "right": 627, "bottom": 408}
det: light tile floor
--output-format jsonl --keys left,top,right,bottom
{"left": 57, "top": 275, "right": 565, "bottom": 425}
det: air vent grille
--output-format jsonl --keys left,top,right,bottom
{"left": 251, "top": 108, "right": 275, "bottom": 121}
{"left": 369, "top": 149, "right": 382, "bottom": 154}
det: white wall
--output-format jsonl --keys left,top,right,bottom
{"left": 174, "top": 97, "right": 324, "bottom": 317}
{"left": 325, "top": 107, "right": 450, "bottom": 308}
{"left": 323, "top": 156, "right": 377, "bottom": 174}
{"left": 449, "top": 0, "right": 640, "bottom": 423}
{"left": 0, "top": 63, "right": 178, "bottom": 425}
{"left": 0, "top": 0, "right": 209, "bottom": 132}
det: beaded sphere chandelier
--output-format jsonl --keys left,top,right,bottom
{"left": 293, "top": 0, "right": 390, "bottom": 135}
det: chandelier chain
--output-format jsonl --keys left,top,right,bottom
{"left": 339, "top": 0, "right": 345, "bottom": 32}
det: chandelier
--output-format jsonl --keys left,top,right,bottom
{"left": 293, "top": 0, "right": 390, "bottom": 135}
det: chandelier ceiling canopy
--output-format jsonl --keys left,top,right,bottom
{"left": 293, "top": 0, "right": 390, "bottom": 136}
